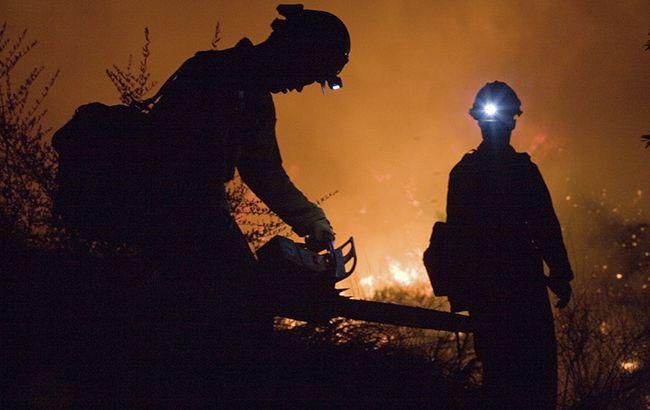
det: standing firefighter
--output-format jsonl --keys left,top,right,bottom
{"left": 444, "top": 81, "right": 573, "bottom": 408}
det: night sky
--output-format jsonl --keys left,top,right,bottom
{"left": 4, "top": 0, "right": 649, "bottom": 293}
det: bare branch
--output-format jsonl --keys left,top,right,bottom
{"left": 211, "top": 22, "right": 221, "bottom": 50}
{"left": 0, "top": 23, "right": 58, "bottom": 238}
{"left": 106, "top": 27, "right": 157, "bottom": 106}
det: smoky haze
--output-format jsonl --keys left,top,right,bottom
{"left": 3, "top": 0, "right": 649, "bottom": 293}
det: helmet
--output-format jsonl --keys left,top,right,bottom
{"left": 469, "top": 81, "right": 522, "bottom": 123}
{"left": 271, "top": 4, "right": 350, "bottom": 90}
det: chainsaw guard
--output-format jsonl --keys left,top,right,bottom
{"left": 332, "top": 237, "right": 357, "bottom": 282}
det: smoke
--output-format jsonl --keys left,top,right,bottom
{"left": 2, "top": 0, "right": 649, "bottom": 290}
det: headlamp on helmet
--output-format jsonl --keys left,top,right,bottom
{"left": 273, "top": 4, "right": 350, "bottom": 92}
{"left": 483, "top": 103, "right": 497, "bottom": 116}
{"left": 320, "top": 76, "right": 343, "bottom": 93}
{"left": 469, "top": 81, "right": 523, "bottom": 123}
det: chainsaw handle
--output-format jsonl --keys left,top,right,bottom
{"left": 304, "top": 237, "right": 357, "bottom": 281}
{"left": 327, "top": 240, "right": 336, "bottom": 255}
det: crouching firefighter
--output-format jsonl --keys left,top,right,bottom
{"left": 425, "top": 81, "right": 573, "bottom": 408}
{"left": 134, "top": 4, "right": 349, "bottom": 397}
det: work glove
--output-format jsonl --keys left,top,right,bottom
{"left": 305, "top": 217, "right": 335, "bottom": 252}
{"left": 546, "top": 276, "right": 572, "bottom": 309}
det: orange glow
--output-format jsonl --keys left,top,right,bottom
{"left": 3, "top": 1, "right": 650, "bottom": 296}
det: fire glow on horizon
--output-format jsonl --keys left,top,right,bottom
{"left": 355, "top": 250, "right": 432, "bottom": 296}
{"left": 2, "top": 1, "right": 650, "bottom": 299}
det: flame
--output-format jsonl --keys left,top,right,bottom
{"left": 359, "top": 275, "right": 375, "bottom": 289}
{"left": 599, "top": 321, "right": 609, "bottom": 335}
{"left": 386, "top": 254, "right": 428, "bottom": 286}
{"left": 355, "top": 249, "right": 432, "bottom": 295}
{"left": 620, "top": 360, "right": 640, "bottom": 373}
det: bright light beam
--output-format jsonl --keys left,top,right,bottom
{"left": 484, "top": 104, "right": 497, "bottom": 115}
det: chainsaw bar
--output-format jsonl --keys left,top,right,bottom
{"left": 277, "top": 296, "right": 475, "bottom": 333}
{"left": 258, "top": 235, "right": 473, "bottom": 333}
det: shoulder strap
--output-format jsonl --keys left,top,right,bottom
{"left": 137, "top": 40, "right": 250, "bottom": 113}
{"left": 132, "top": 60, "right": 190, "bottom": 112}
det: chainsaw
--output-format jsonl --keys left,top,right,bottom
{"left": 256, "top": 236, "right": 357, "bottom": 301}
{"left": 256, "top": 235, "right": 475, "bottom": 333}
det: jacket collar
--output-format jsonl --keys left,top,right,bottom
{"left": 475, "top": 142, "right": 517, "bottom": 158}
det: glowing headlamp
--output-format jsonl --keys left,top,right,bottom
{"left": 321, "top": 76, "right": 343, "bottom": 94}
{"left": 469, "top": 82, "right": 523, "bottom": 123}
{"left": 484, "top": 103, "right": 497, "bottom": 116}
{"left": 327, "top": 76, "right": 343, "bottom": 90}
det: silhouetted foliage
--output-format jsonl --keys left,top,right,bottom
{"left": 371, "top": 287, "right": 480, "bottom": 380}
{"left": 554, "top": 192, "right": 650, "bottom": 408}
{"left": 0, "top": 23, "right": 59, "bottom": 240}
{"left": 228, "top": 178, "right": 336, "bottom": 249}
{"left": 106, "top": 27, "right": 157, "bottom": 106}
{"left": 276, "top": 287, "right": 481, "bottom": 393}
{"left": 273, "top": 314, "right": 480, "bottom": 406}
{"left": 211, "top": 22, "right": 221, "bottom": 50}
{"left": 226, "top": 172, "right": 292, "bottom": 249}
{"left": 557, "top": 290, "right": 649, "bottom": 408}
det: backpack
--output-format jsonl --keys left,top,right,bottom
{"left": 423, "top": 221, "right": 452, "bottom": 296}
{"left": 50, "top": 53, "right": 200, "bottom": 244}
{"left": 423, "top": 221, "right": 480, "bottom": 310}
{"left": 52, "top": 102, "right": 160, "bottom": 244}
{"left": 52, "top": 48, "right": 253, "bottom": 244}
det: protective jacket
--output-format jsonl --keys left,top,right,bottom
{"left": 446, "top": 143, "right": 572, "bottom": 306}
{"left": 132, "top": 39, "right": 331, "bottom": 396}
{"left": 149, "top": 38, "right": 326, "bottom": 236}
{"left": 445, "top": 142, "right": 572, "bottom": 408}
{"left": 140, "top": 37, "right": 336, "bottom": 319}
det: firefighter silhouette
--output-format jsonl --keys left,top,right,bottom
{"left": 132, "top": 4, "right": 350, "bottom": 396}
{"left": 445, "top": 81, "right": 573, "bottom": 408}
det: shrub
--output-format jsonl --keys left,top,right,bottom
{"left": 0, "top": 23, "right": 58, "bottom": 241}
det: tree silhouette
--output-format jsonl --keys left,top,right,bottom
{"left": 106, "top": 28, "right": 156, "bottom": 106}
{"left": 0, "top": 23, "right": 58, "bottom": 240}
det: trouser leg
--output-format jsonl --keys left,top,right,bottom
{"left": 153, "top": 210, "right": 276, "bottom": 400}
{"left": 471, "top": 283, "right": 557, "bottom": 409}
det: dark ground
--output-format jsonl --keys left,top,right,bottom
{"left": 2, "top": 226, "right": 480, "bottom": 407}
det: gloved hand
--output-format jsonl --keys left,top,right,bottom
{"left": 546, "top": 276, "right": 572, "bottom": 309}
{"left": 305, "top": 217, "right": 335, "bottom": 251}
